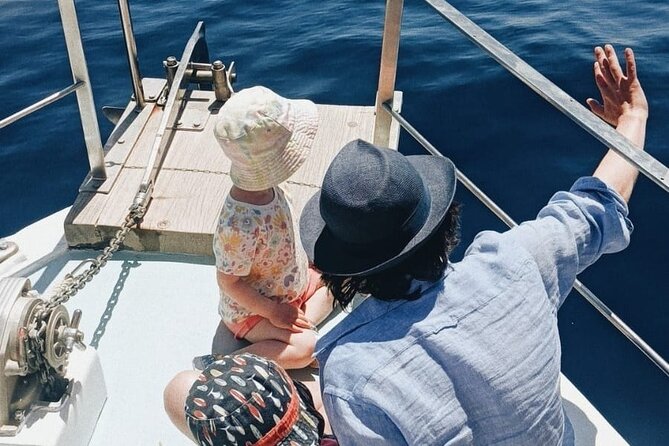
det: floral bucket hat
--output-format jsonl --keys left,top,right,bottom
{"left": 214, "top": 86, "right": 319, "bottom": 191}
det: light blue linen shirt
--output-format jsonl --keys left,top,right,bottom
{"left": 315, "top": 177, "right": 632, "bottom": 446}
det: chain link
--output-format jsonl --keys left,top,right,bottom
{"left": 42, "top": 203, "right": 146, "bottom": 315}
{"left": 23, "top": 203, "right": 146, "bottom": 389}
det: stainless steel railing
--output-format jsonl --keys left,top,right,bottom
{"left": 0, "top": 0, "right": 107, "bottom": 182}
{"left": 424, "top": 0, "right": 669, "bottom": 194}
{"left": 0, "top": 82, "right": 84, "bottom": 129}
{"left": 374, "top": 0, "right": 669, "bottom": 377}
{"left": 0, "top": 0, "right": 145, "bottom": 185}
{"left": 117, "top": 0, "right": 145, "bottom": 107}
{"left": 0, "top": 0, "right": 147, "bottom": 184}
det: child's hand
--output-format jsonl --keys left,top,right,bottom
{"left": 269, "top": 303, "right": 314, "bottom": 333}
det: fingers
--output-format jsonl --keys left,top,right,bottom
{"left": 294, "top": 316, "right": 313, "bottom": 330}
{"left": 593, "top": 60, "right": 606, "bottom": 88}
{"left": 586, "top": 98, "right": 605, "bottom": 118}
{"left": 273, "top": 304, "right": 316, "bottom": 332}
{"left": 288, "top": 307, "right": 314, "bottom": 331}
{"left": 596, "top": 44, "right": 636, "bottom": 83}
{"left": 288, "top": 319, "right": 314, "bottom": 333}
{"left": 594, "top": 46, "right": 616, "bottom": 87}
{"left": 625, "top": 47, "right": 637, "bottom": 81}
{"left": 588, "top": 57, "right": 617, "bottom": 126}
{"left": 592, "top": 59, "right": 613, "bottom": 98}
{"left": 299, "top": 313, "right": 317, "bottom": 330}
{"left": 604, "top": 44, "right": 625, "bottom": 82}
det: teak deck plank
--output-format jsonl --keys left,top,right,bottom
{"left": 65, "top": 89, "right": 400, "bottom": 256}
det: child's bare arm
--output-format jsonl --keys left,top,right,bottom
{"left": 217, "top": 271, "right": 313, "bottom": 332}
{"left": 217, "top": 271, "right": 275, "bottom": 317}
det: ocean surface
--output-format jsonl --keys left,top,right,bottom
{"left": 1, "top": 0, "right": 667, "bottom": 443}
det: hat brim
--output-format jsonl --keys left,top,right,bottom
{"left": 230, "top": 99, "right": 319, "bottom": 191}
{"left": 277, "top": 403, "right": 321, "bottom": 446}
{"left": 300, "top": 154, "right": 457, "bottom": 276}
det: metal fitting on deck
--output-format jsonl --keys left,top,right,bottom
{"left": 162, "top": 56, "right": 236, "bottom": 101}
{"left": 0, "top": 239, "right": 18, "bottom": 264}
{"left": 164, "top": 56, "right": 179, "bottom": 87}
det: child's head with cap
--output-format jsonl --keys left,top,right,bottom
{"left": 186, "top": 353, "right": 322, "bottom": 446}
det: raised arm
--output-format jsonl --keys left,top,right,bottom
{"left": 587, "top": 44, "right": 649, "bottom": 202}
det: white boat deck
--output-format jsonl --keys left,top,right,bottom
{"left": 1, "top": 209, "right": 629, "bottom": 445}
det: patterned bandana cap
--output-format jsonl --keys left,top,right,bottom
{"left": 186, "top": 353, "right": 321, "bottom": 446}
{"left": 214, "top": 86, "right": 319, "bottom": 192}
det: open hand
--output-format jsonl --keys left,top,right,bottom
{"left": 269, "top": 303, "right": 314, "bottom": 333}
{"left": 586, "top": 45, "right": 648, "bottom": 126}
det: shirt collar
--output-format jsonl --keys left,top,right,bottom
{"left": 315, "top": 275, "right": 446, "bottom": 357}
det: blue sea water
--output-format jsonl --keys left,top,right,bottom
{"left": 1, "top": 0, "right": 667, "bottom": 444}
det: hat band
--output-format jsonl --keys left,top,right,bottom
{"left": 254, "top": 376, "right": 300, "bottom": 446}
{"left": 335, "top": 185, "right": 432, "bottom": 259}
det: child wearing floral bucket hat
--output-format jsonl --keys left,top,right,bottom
{"left": 164, "top": 353, "right": 338, "bottom": 445}
{"left": 212, "top": 86, "right": 333, "bottom": 370}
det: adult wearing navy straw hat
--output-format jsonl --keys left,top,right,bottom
{"left": 300, "top": 138, "right": 457, "bottom": 277}
{"left": 299, "top": 45, "right": 648, "bottom": 446}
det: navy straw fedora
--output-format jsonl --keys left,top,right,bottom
{"left": 300, "top": 139, "right": 456, "bottom": 276}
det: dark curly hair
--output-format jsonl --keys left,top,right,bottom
{"left": 321, "top": 202, "right": 461, "bottom": 309}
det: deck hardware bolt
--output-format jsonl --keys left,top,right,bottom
{"left": 149, "top": 94, "right": 156, "bottom": 100}
{"left": 193, "top": 120, "right": 201, "bottom": 127}
{"left": 0, "top": 239, "right": 8, "bottom": 250}
{"left": 118, "top": 138, "right": 125, "bottom": 144}
{"left": 176, "top": 120, "right": 183, "bottom": 127}
{"left": 60, "top": 309, "right": 86, "bottom": 351}
{"left": 164, "top": 56, "right": 179, "bottom": 87}
{"left": 347, "top": 121, "right": 358, "bottom": 128}
{"left": 211, "top": 60, "right": 231, "bottom": 101}
{"left": 157, "top": 220, "right": 169, "bottom": 229}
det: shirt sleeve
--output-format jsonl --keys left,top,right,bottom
{"left": 323, "top": 392, "right": 407, "bottom": 446}
{"left": 213, "top": 210, "right": 259, "bottom": 276}
{"left": 466, "top": 176, "right": 633, "bottom": 309}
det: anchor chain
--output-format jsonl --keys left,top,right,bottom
{"left": 23, "top": 203, "right": 146, "bottom": 391}
{"left": 43, "top": 203, "right": 146, "bottom": 313}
